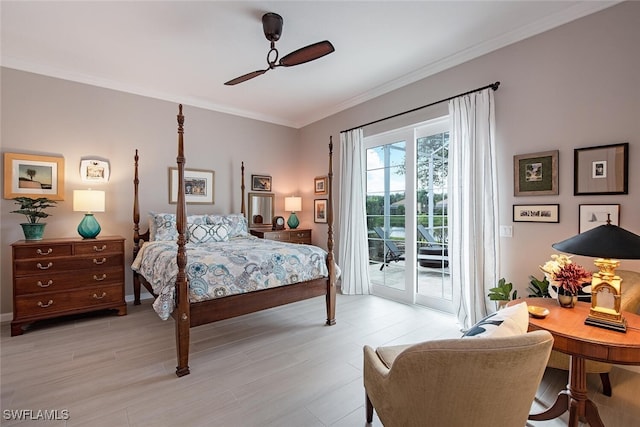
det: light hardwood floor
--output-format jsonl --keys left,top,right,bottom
{"left": 2, "top": 294, "right": 639, "bottom": 426}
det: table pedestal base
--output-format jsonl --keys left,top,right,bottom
{"left": 529, "top": 356, "right": 605, "bottom": 427}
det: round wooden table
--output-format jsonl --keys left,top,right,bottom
{"left": 512, "top": 298, "right": 640, "bottom": 427}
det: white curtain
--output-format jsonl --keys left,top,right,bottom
{"left": 338, "top": 129, "right": 371, "bottom": 294}
{"left": 448, "top": 88, "right": 499, "bottom": 329}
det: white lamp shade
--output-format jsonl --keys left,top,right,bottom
{"left": 73, "top": 190, "right": 105, "bottom": 213}
{"left": 284, "top": 196, "right": 302, "bottom": 212}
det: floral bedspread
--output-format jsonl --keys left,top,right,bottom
{"left": 131, "top": 236, "right": 329, "bottom": 320}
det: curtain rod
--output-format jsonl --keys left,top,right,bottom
{"left": 341, "top": 81, "right": 500, "bottom": 133}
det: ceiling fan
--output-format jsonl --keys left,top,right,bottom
{"left": 224, "top": 12, "right": 335, "bottom": 86}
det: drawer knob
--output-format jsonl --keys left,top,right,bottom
{"left": 37, "top": 300, "right": 54, "bottom": 308}
{"left": 93, "top": 245, "right": 107, "bottom": 252}
{"left": 93, "top": 274, "right": 107, "bottom": 281}
{"left": 37, "top": 262, "right": 53, "bottom": 270}
{"left": 36, "top": 248, "right": 53, "bottom": 256}
{"left": 93, "top": 292, "right": 107, "bottom": 300}
{"left": 93, "top": 258, "right": 107, "bottom": 265}
{"left": 37, "top": 280, "right": 53, "bottom": 288}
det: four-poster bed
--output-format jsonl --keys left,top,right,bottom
{"left": 132, "top": 105, "right": 336, "bottom": 377}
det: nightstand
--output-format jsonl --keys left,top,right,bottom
{"left": 11, "top": 236, "right": 127, "bottom": 336}
{"left": 250, "top": 228, "right": 312, "bottom": 244}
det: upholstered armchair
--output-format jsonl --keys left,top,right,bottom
{"left": 363, "top": 330, "right": 554, "bottom": 427}
{"left": 546, "top": 269, "right": 640, "bottom": 396}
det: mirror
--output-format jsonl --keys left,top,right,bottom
{"left": 248, "top": 192, "right": 274, "bottom": 228}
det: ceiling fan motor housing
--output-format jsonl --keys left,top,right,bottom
{"left": 262, "top": 12, "right": 283, "bottom": 42}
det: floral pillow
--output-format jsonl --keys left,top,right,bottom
{"left": 205, "top": 214, "right": 248, "bottom": 238}
{"left": 187, "top": 223, "right": 230, "bottom": 244}
{"left": 462, "top": 302, "right": 529, "bottom": 338}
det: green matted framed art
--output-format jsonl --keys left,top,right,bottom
{"left": 513, "top": 150, "right": 558, "bottom": 196}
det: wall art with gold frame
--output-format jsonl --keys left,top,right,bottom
{"left": 3, "top": 152, "right": 65, "bottom": 200}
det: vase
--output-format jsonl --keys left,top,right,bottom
{"left": 20, "top": 223, "right": 46, "bottom": 241}
{"left": 557, "top": 293, "right": 578, "bottom": 308}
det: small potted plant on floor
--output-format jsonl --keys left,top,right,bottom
{"left": 11, "top": 197, "right": 57, "bottom": 240}
{"left": 488, "top": 278, "right": 517, "bottom": 310}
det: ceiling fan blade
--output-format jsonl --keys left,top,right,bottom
{"left": 224, "top": 69, "right": 268, "bottom": 86}
{"left": 279, "top": 40, "right": 335, "bottom": 67}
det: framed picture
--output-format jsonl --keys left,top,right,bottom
{"left": 513, "top": 150, "right": 558, "bottom": 196}
{"left": 513, "top": 204, "right": 559, "bottom": 223}
{"left": 80, "top": 159, "right": 110, "bottom": 183}
{"left": 579, "top": 204, "right": 619, "bottom": 233}
{"left": 574, "top": 142, "right": 628, "bottom": 195}
{"left": 314, "top": 199, "right": 328, "bottom": 223}
{"left": 314, "top": 176, "right": 328, "bottom": 195}
{"left": 169, "top": 168, "right": 214, "bottom": 204}
{"left": 3, "top": 152, "right": 65, "bottom": 200}
{"left": 251, "top": 174, "right": 272, "bottom": 192}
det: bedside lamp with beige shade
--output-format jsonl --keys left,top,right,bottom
{"left": 285, "top": 196, "right": 301, "bottom": 230}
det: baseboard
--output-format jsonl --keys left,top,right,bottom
{"left": 0, "top": 292, "right": 155, "bottom": 324}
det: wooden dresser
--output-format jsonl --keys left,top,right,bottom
{"left": 11, "top": 236, "right": 127, "bottom": 336}
{"left": 250, "top": 228, "right": 312, "bottom": 244}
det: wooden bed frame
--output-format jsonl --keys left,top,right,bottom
{"left": 132, "top": 105, "right": 336, "bottom": 377}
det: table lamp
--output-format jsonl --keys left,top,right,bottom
{"left": 552, "top": 218, "right": 640, "bottom": 332}
{"left": 73, "top": 189, "right": 105, "bottom": 239}
{"left": 284, "top": 196, "right": 302, "bottom": 229}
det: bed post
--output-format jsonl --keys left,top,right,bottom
{"left": 174, "top": 104, "right": 191, "bottom": 377}
{"left": 326, "top": 136, "right": 337, "bottom": 325}
{"left": 240, "top": 161, "right": 245, "bottom": 216}
{"left": 133, "top": 149, "right": 142, "bottom": 305}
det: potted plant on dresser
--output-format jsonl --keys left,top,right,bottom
{"left": 11, "top": 197, "right": 57, "bottom": 240}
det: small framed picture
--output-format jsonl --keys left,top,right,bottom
{"left": 3, "top": 152, "right": 65, "bottom": 200}
{"left": 579, "top": 204, "right": 619, "bottom": 233}
{"left": 574, "top": 143, "right": 628, "bottom": 195}
{"left": 169, "top": 168, "right": 215, "bottom": 204}
{"left": 314, "top": 176, "right": 328, "bottom": 195}
{"left": 513, "top": 204, "right": 559, "bottom": 223}
{"left": 80, "top": 159, "right": 110, "bottom": 183}
{"left": 513, "top": 150, "right": 559, "bottom": 196}
{"left": 314, "top": 199, "right": 328, "bottom": 223}
{"left": 251, "top": 174, "right": 272, "bottom": 192}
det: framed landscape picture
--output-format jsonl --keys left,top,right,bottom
{"left": 314, "top": 199, "right": 328, "bottom": 223}
{"left": 169, "top": 167, "right": 214, "bottom": 204}
{"left": 513, "top": 204, "right": 559, "bottom": 223}
{"left": 3, "top": 152, "right": 65, "bottom": 200}
{"left": 251, "top": 174, "right": 272, "bottom": 192}
{"left": 314, "top": 176, "right": 328, "bottom": 195}
{"left": 513, "top": 150, "right": 559, "bottom": 196}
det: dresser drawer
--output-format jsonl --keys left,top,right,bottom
{"left": 74, "top": 240, "right": 124, "bottom": 255}
{"left": 290, "top": 230, "right": 312, "bottom": 243}
{"left": 14, "top": 284, "right": 124, "bottom": 319}
{"left": 13, "top": 243, "right": 73, "bottom": 260}
{"left": 13, "top": 253, "right": 123, "bottom": 276}
{"left": 14, "top": 267, "right": 123, "bottom": 294}
{"left": 264, "top": 231, "right": 291, "bottom": 242}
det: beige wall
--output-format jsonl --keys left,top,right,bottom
{"left": 2, "top": 2, "right": 639, "bottom": 317}
{"left": 0, "top": 69, "right": 303, "bottom": 316}
{"left": 299, "top": 1, "right": 640, "bottom": 297}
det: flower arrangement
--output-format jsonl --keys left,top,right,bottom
{"left": 539, "top": 254, "right": 592, "bottom": 296}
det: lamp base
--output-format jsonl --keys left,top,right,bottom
{"left": 287, "top": 212, "right": 299, "bottom": 229}
{"left": 585, "top": 315, "right": 627, "bottom": 333}
{"left": 78, "top": 213, "right": 101, "bottom": 239}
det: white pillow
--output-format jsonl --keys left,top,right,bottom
{"left": 462, "top": 302, "right": 529, "bottom": 338}
{"left": 188, "top": 223, "right": 230, "bottom": 244}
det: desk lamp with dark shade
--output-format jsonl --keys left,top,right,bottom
{"left": 552, "top": 219, "right": 640, "bottom": 332}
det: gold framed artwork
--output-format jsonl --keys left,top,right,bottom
{"left": 574, "top": 142, "right": 628, "bottom": 195}
{"left": 169, "top": 167, "right": 214, "bottom": 204}
{"left": 513, "top": 150, "right": 558, "bottom": 196}
{"left": 314, "top": 199, "right": 328, "bottom": 223}
{"left": 314, "top": 176, "right": 328, "bottom": 195}
{"left": 3, "top": 153, "right": 65, "bottom": 200}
